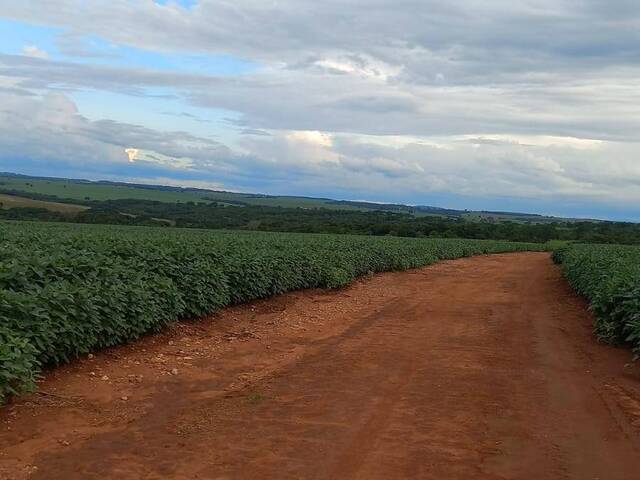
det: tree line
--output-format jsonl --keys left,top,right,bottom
{"left": 2, "top": 195, "right": 640, "bottom": 244}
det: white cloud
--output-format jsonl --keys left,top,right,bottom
{"left": 125, "top": 147, "right": 194, "bottom": 169}
{"left": 125, "top": 148, "right": 138, "bottom": 162}
{"left": 21, "top": 45, "right": 48, "bottom": 59}
{"left": 119, "top": 176, "right": 226, "bottom": 191}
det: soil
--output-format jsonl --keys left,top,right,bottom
{"left": 1, "top": 252, "right": 640, "bottom": 479}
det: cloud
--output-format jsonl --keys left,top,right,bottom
{"left": 161, "top": 111, "right": 211, "bottom": 123}
{"left": 1, "top": 2, "right": 640, "bottom": 218}
{"left": 21, "top": 45, "right": 48, "bottom": 59}
{"left": 239, "top": 128, "right": 271, "bottom": 136}
{"left": 3, "top": 52, "right": 640, "bottom": 143}
{"left": 124, "top": 148, "right": 194, "bottom": 169}
{"left": 0, "top": 91, "right": 639, "bottom": 218}
{"left": 124, "top": 148, "right": 138, "bottom": 162}
{"left": 0, "top": 91, "right": 237, "bottom": 177}
{"left": 4, "top": 1, "right": 640, "bottom": 72}
{"left": 236, "top": 129, "right": 640, "bottom": 207}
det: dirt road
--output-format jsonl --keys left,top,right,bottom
{"left": 2, "top": 252, "right": 640, "bottom": 479}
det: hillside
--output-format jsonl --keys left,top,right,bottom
{"left": 0, "top": 172, "right": 592, "bottom": 224}
{"left": 0, "top": 193, "right": 87, "bottom": 213}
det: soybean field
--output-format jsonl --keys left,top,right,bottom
{"left": 0, "top": 221, "right": 543, "bottom": 401}
{"left": 2, "top": 221, "right": 640, "bottom": 480}
{"left": 554, "top": 243, "right": 640, "bottom": 356}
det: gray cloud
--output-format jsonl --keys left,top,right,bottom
{"left": 161, "top": 111, "right": 212, "bottom": 124}
{"left": 4, "top": 1, "right": 640, "bottom": 75}
{"left": 3, "top": 52, "right": 640, "bottom": 143}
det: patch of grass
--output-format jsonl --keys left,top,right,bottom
{"left": 246, "top": 393, "right": 268, "bottom": 403}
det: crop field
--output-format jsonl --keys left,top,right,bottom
{"left": 554, "top": 244, "right": 640, "bottom": 356}
{"left": 1, "top": 174, "right": 603, "bottom": 224}
{"left": 0, "top": 175, "right": 369, "bottom": 211}
{"left": 0, "top": 220, "right": 545, "bottom": 401}
{"left": 0, "top": 193, "right": 87, "bottom": 213}
{"left": 3, "top": 223, "right": 640, "bottom": 478}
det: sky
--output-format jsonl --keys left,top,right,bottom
{"left": 0, "top": 1, "right": 639, "bottom": 220}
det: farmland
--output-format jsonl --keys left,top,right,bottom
{"left": 0, "top": 194, "right": 87, "bottom": 214}
{"left": 4, "top": 220, "right": 640, "bottom": 405}
{"left": 554, "top": 244, "right": 640, "bottom": 356}
{"left": 4, "top": 174, "right": 640, "bottom": 246}
{"left": 2, "top": 221, "right": 640, "bottom": 478}
{"left": 2, "top": 249, "right": 640, "bottom": 479}
{"left": 2, "top": 219, "right": 640, "bottom": 480}
{"left": 0, "top": 174, "right": 377, "bottom": 211}
{"left": 0, "top": 172, "right": 597, "bottom": 221}
{"left": 0, "top": 221, "right": 545, "bottom": 402}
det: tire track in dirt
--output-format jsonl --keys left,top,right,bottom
{"left": 1, "top": 252, "right": 640, "bottom": 479}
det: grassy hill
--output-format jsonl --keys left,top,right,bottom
{"left": 0, "top": 173, "right": 372, "bottom": 211}
{"left": 0, "top": 172, "right": 592, "bottom": 223}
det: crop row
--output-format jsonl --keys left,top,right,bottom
{"left": 553, "top": 244, "right": 640, "bottom": 356}
{"left": 1, "top": 221, "right": 543, "bottom": 401}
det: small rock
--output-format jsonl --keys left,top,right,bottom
{"left": 89, "top": 372, "right": 96, "bottom": 377}
{"left": 58, "top": 440, "right": 70, "bottom": 446}
{"left": 87, "top": 353, "right": 94, "bottom": 359}
{"left": 121, "top": 396, "right": 129, "bottom": 401}
{"left": 170, "top": 368, "right": 179, "bottom": 375}
{"left": 101, "top": 375, "right": 109, "bottom": 381}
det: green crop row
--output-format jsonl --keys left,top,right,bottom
{"left": 553, "top": 244, "right": 640, "bottom": 356}
{"left": 0, "top": 221, "right": 543, "bottom": 401}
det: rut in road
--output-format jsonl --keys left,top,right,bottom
{"left": 1, "top": 252, "right": 640, "bottom": 480}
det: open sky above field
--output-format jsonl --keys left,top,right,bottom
{"left": 1, "top": 1, "right": 639, "bottom": 221}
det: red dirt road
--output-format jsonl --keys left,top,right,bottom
{"left": 2, "top": 252, "right": 640, "bottom": 479}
